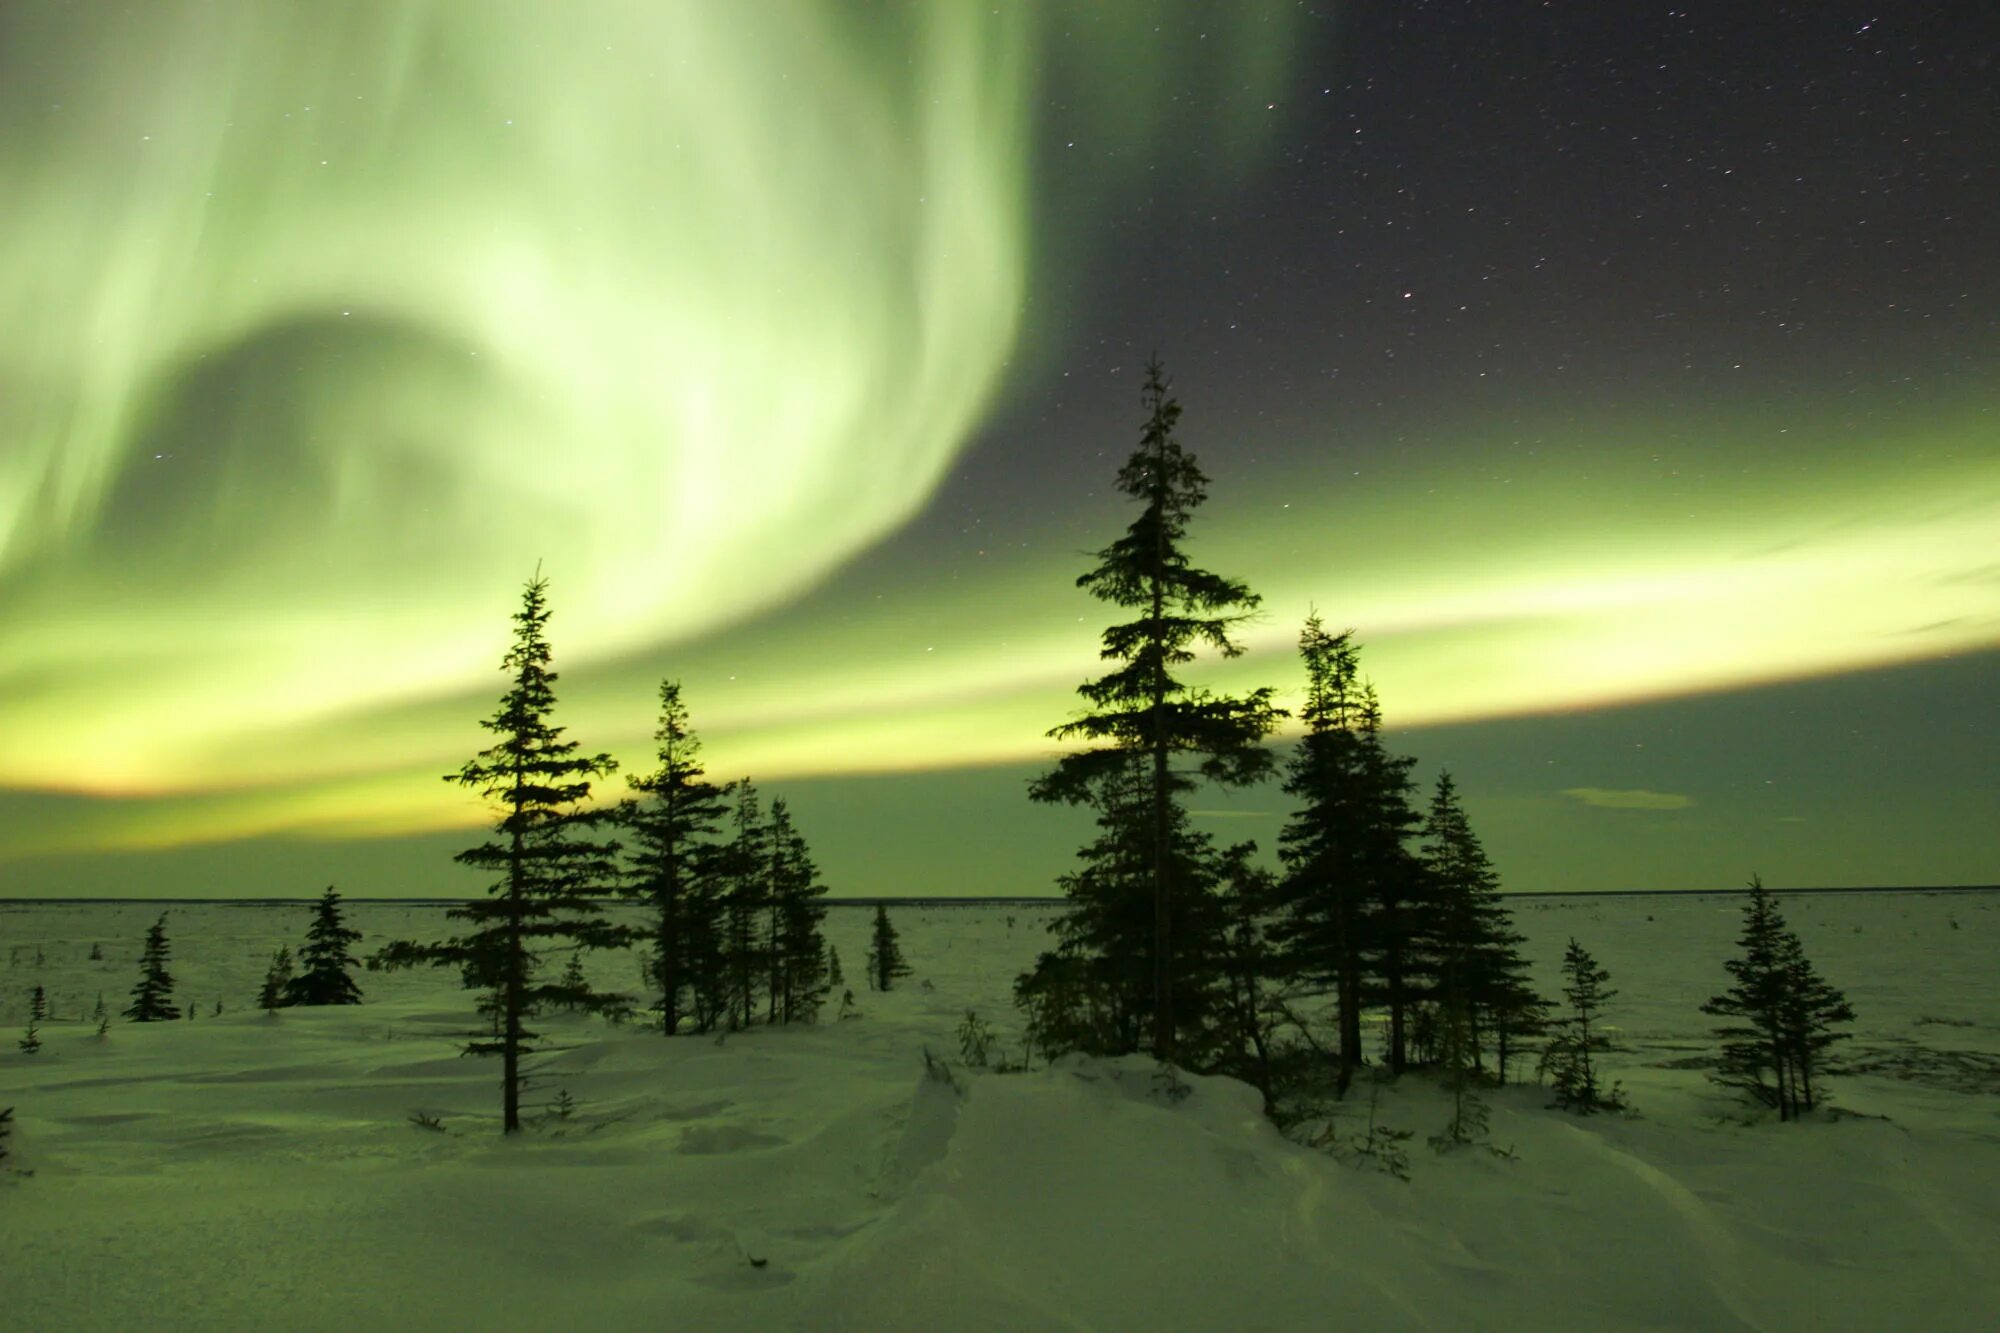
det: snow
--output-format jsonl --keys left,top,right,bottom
{"left": 2, "top": 891, "right": 1996, "bottom": 1330}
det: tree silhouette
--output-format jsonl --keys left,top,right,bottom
{"left": 372, "top": 575, "right": 630, "bottom": 1134}
{"left": 124, "top": 914, "right": 179, "bottom": 1022}
{"left": 1029, "top": 356, "right": 1280, "bottom": 1063}
{"left": 621, "top": 680, "right": 728, "bottom": 1035}
{"left": 1420, "top": 772, "right": 1543, "bottom": 1082}
{"left": 1267, "top": 619, "right": 1425, "bottom": 1081}
{"left": 258, "top": 947, "right": 294, "bottom": 1012}
{"left": 1703, "top": 876, "right": 1855, "bottom": 1120}
{"left": 285, "top": 886, "right": 363, "bottom": 1006}
{"left": 1543, "top": 938, "right": 1624, "bottom": 1113}
{"left": 868, "top": 904, "right": 911, "bottom": 992}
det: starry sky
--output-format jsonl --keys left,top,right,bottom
{"left": 2, "top": 2, "right": 1995, "bottom": 900}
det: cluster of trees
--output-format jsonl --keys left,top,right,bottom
{"left": 1017, "top": 357, "right": 1853, "bottom": 1128}
{"left": 258, "top": 887, "right": 365, "bottom": 1011}
{"left": 1013, "top": 357, "right": 1547, "bottom": 1122}
{"left": 372, "top": 576, "right": 835, "bottom": 1132}
{"left": 623, "top": 682, "right": 834, "bottom": 1037}
{"left": 1703, "top": 876, "right": 1855, "bottom": 1120}
{"left": 5, "top": 359, "right": 1857, "bottom": 1150}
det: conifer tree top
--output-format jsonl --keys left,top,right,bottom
{"left": 1035, "top": 356, "right": 1280, "bottom": 803}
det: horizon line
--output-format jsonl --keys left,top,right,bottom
{"left": 4, "top": 884, "right": 1996, "bottom": 906}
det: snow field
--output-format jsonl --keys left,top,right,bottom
{"left": 1, "top": 893, "right": 1996, "bottom": 1330}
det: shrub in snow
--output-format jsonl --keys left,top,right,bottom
{"left": 956, "top": 1009, "right": 993, "bottom": 1068}
{"left": 920, "top": 1047, "right": 962, "bottom": 1093}
{"left": 1316, "top": 1077, "right": 1412, "bottom": 1180}
{"left": 123, "top": 914, "right": 180, "bottom": 1022}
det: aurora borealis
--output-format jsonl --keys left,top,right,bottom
{"left": 2, "top": 3, "right": 1994, "bottom": 898}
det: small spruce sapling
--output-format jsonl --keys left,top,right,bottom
{"left": 18, "top": 985, "right": 47, "bottom": 1054}
{"left": 92, "top": 993, "right": 109, "bottom": 1038}
{"left": 956, "top": 1009, "right": 994, "bottom": 1067}
{"left": 556, "top": 952, "right": 589, "bottom": 1011}
{"left": 259, "top": 948, "right": 294, "bottom": 1012}
{"left": 1541, "top": 938, "right": 1626, "bottom": 1114}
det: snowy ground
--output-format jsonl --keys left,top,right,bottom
{"left": 1, "top": 891, "right": 1996, "bottom": 1331}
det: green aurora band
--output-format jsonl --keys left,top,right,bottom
{"left": 1, "top": 4, "right": 1995, "bottom": 868}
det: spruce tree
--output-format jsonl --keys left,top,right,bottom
{"left": 258, "top": 947, "right": 294, "bottom": 1012}
{"left": 1543, "top": 938, "right": 1623, "bottom": 1113}
{"left": 1777, "top": 926, "right": 1855, "bottom": 1115}
{"left": 621, "top": 680, "right": 728, "bottom": 1036}
{"left": 1703, "top": 876, "right": 1855, "bottom": 1120}
{"left": 1018, "top": 760, "right": 1238, "bottom": 1060}
{"left": 766, "top": 799, "right": 830, "bottom": 1024}
{"left": 868, "top": 904, "right": 911, "bottom": 992}
{"left": 371, "top": 575, "right": 631, "bottom": 1134}
{"left": 1267, "top": 619, "right": 1425, "bottom": 1082}
{"left": 1211, "top": 844, "right": 1282, "bottom": 1111}
{"left": 285, "top": 886, "right": 363, "bottom": 1006}
{"left": 826, "top": 945, "right": 845, "bottom": 991}
{"left": 18, "top": 985, "right": 46, "bottom": 1054}
{"left": 1420, "top": 772, "right": 1544, "bottom": 1081}
{"left": 124, "top": 914, "right": 179, "bottom": 1022}
{"left": 718, "top": 782, "right": 768, "bottom": 1029}
{"left": 1028, "top": 356, "right": 1280, "bottom": 1064}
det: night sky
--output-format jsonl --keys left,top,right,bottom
{"left": 2, "top": 2, "right": 1994, "bottom": 900}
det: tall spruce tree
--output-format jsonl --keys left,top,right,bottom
{"left": 285, "top": 886, "right": 363, "bottom": 1006}
{"left": 1419, "top": 772, "right": 1543, "bottom": 1081}
{"left": 1027, "top": 356, "right": 1280, "bottom": 1064}
{"left": 124, "top": 913, "right": 179, "bottom": 1022}
{"left": 621, "top": 680, "right": 728, "bottom": 1036}
{"left": 1268, "top": 620, "right": 1425, "bottom": 1082}
{"left": 1702, "top": 876, "right": 1855, "bottom": 1120}
{"left": 1346, "top": 686, "right": 1430, "bottom": 1074}
{"left": 371, "top": 575, "right": 631, "bottom": 1134}
{"left": 868, "top": 904, "right": 912, "bottom": 992}
{"left": 719, "top": 782, "right": 769, "bottom": 1029}
{"left": 766, "top": 799, "right": 831, "bottom": 1024}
